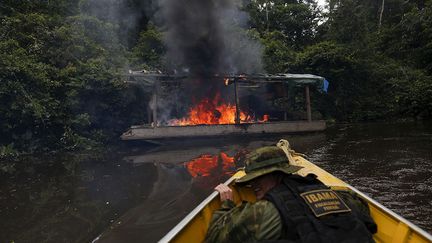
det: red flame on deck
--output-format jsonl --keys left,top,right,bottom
{"left": 168, "top": 92, "right": 268, "bottom": 126}
{"left": 260, "top": 114, "right": 269, "bottom": 122}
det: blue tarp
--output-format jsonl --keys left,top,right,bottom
{"left": 323, "top": 79, "right": 329, "bottom": 93}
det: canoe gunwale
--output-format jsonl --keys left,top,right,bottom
{"left": 158, "top": 175, "right": 238, "bottom": 243}
{"left": 347, "top": 185, "right": 432, "bottom": 242}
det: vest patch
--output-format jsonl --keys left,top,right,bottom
{"left": 300, "top": 189, "right": 351, "bottom": 217}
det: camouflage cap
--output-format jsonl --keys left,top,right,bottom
{"left": 236, "top": 146, "right": 303, "bottom": 184}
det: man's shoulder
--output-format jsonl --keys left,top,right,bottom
{"left": 253, "top": 200, "right": 275, "bottom": 208}
{"left": 206, "top": 200, "right": 281, "bottom": 242}
{"left": 236, "top": 200, "right": 281, "bottom": 228}
{"left": 235, "top": 200, "right": 278, "bottom": 218}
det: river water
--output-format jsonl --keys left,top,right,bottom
{"left": 1, "top": 122, "right": 431, "bottom": 243}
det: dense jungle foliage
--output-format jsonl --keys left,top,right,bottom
{"left": 1, "top": 0, "right": 432, "bottom": 155}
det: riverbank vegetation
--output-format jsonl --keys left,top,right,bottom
{"left": 1, "top": 0, "right": 431, "bottom": 155}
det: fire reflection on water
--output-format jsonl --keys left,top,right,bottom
{"left": 185, "top": 152, "right": 239, "bottom": 190}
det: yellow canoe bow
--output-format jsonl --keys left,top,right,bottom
{"left": 160, "top": 140, "right": 432, "bottom": 243}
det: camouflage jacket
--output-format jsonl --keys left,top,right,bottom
{"left": 205, "top": 200, "right": 282, "bottom": 243}
{"left": 204, "top": 190, "right": 375, "bottom": 243}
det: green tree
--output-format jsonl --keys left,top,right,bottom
{"left": 130, "top": 23, "right": 165, "bottom": 69}
{"left": 248, "top": 0, "right": 320, "bottom": 49}
{"left": 0, "top": 2, "right": 146, "bottom": 152}
{"left": 260, "top": 31, "right": 297, "bottom": 73}
{"left": 0, "top": 13, "right": 65, "bottom": 151}
{"left": 377, "top": 1, "right": 432, "bottom": 74}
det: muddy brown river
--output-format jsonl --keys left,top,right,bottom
{"left": 1, "top": 122, "right": 431, "bottom": 243}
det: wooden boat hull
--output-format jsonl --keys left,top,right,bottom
{"left": 121, "top": 121, "right": 326, "bottom": 140}
{"left": 159, "top": 154, "right": 432, "bottom": 243}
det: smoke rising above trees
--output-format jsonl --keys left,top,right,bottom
{"left": 155, "top": 0, "right": 263, "bottom": 76}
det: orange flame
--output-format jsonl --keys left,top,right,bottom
{"left": 185, "top": 152, "right": 236, "bottom": 190}
{"left": 185, "top": 152, "right": 235, "bottom": 178}
{"left": 224, "top": 78, "right": 230, "bottom": 86}
{"left": 168, "top": 92, "right": 268, "bottom": 126}
{"left": 260, "top": 114, "right": 269, "bottom": 122}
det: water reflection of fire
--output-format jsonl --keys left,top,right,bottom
{"left": 168, "top": 92, "right": 269, "bottom": 126}
{"left": 184, "top": 152, "right": 235, "bottom": 190}
{"left": 184, "top": 150, "right": 248, "bottom": 190}
{"left": 185, "top": 152, "right": 235, "bottom": 178}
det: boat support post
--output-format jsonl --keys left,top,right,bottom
{"left": 234, "top": 78, "right": 240, "bottom": 124}
{"left": 305, "top": 85, "right": 312, "bottom": 122}
{"left": 153, "top": 79, "right": 159, "bottom": 127}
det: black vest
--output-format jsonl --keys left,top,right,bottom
{"left": 264, "top": 174, "right": 377, "bottom": 243}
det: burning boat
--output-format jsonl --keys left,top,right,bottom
{"left": 121, "top": 73, "right": 327, "bottom": 141}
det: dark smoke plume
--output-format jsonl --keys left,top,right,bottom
{"left": 155, "top": 0, "right": 263, "bottom": 77}
{"left": 153, "top": 0, "right": 264, "bottom": 123}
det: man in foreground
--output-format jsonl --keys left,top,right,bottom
{"left": 205, "top": 146, "right": 377, "bottom": 242}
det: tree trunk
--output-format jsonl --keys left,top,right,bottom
{"left": 378, "top": 0, "right": 385, "bottom": 31}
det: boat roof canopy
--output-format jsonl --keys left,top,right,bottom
{"left": 125, "top": 72, "right": 326, "bottom": 87}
